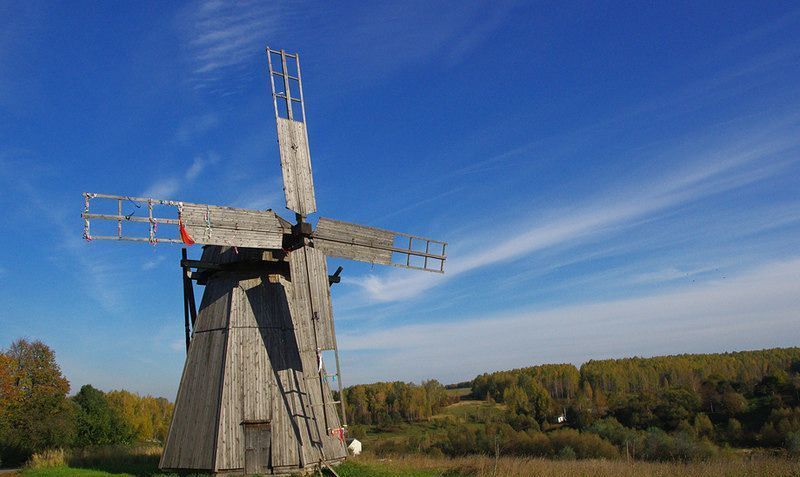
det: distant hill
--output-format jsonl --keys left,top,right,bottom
{"left": 345, "top": 347, "right": 800, "bottom": 460}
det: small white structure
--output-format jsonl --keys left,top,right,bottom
{"left": 347, "top": 438, "right": 362, "bottom": 455}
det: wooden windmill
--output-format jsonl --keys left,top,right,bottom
{"left": 80, "top": 48, "right": 447, "bottom": 475}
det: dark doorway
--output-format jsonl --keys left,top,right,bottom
{"left": 243, "top": 421, "right": 272, "bottom": 474}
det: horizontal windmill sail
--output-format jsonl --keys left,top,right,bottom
{"left": 82, "top": 193, "right": 285, "bottom": 249}
{"left": 313, "top": 217, "right": 447, "bottom": 273}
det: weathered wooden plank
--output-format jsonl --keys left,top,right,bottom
{"left": 277, "top": 118, "right": 316, "bottom": 215}
{"left": 289, "top": 246, "right": 336, "bottom": 350}
{"left": 313, "top": 217, "right": 394, "bottom": 265}
{"left": 215, "top": 276, "right": 286, "bottom": 472}
{"left": 312, "top": 239, "right": 393, "bottom": 265}
{"left": 314, "top": 218, "right": 395, "bottom": 244}
{"left": 160, "top": 318, "right": 229, "bottom": 470}
{"left": 192, "top": 274, "right": 236, "bottom": 332}
{"left": 181, "top": 206, "right": 283, "bottom": 249}
{"left": 304, "top": 247, "right": 336, "bottom": 350}
{"left": 182, "top": 225, "right": 283, "bottom": 250}
{"left": 314, "top": 217, "right": 448, "bottom": 273}
{"left": 180, "top": 215, "right": 283, "bottom": 234}
{"left": 183, "top": 207, "right": 278, "bottom": 222}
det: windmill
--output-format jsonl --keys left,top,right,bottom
{"left": 80, "top": 48, "right": 447, "bottom": 475}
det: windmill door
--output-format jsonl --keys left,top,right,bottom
{"left": 243, "top": 421, "right": 271, "bottom": 474}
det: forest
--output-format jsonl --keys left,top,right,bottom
{"left": 2, "top": 337, "right": 800, "bottom": 466}
{"left": 346, "top": 348, "right": 800, "bottom": 460}
{"left": 0, "top": 339, "right": 173, "bottom": 466}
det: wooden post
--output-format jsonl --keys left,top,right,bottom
{"left": 181, "top": 248, "right": 192, "bottom": 351}
{"left": 267, "top": 48, "right": 280, "bottom": 120}
{"left": 281, "top": 50, "right": 293, "bottom": 120}
{"left": 296, "top": 51, "right": 308, "bottom": 124}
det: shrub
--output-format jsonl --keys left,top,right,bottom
{"left": 556, "top": 445, "right": 576, "bottom": 460}
{"left": 547, "top": 428, "right": 619, "bottom": 459}
{"left": 785, "top": 431, "right": 800, "bottom": 455}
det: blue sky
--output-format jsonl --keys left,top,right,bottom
{"left": 1, "top": 1, "right": 799, "bottom": 399}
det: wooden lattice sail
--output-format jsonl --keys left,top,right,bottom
{"left": 81, "top": 47, "right": 447, "bottom": 476}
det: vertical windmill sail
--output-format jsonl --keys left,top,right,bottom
{"left": 266, "top": 47, "right": 347, "bottom": 469}
{"left": 267, "top": 48, "right": 317, "bottom": 216}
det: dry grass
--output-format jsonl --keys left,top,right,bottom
{"left": 25, "top": 446, "right": 162, "bottom": 477}
{"left": 25, "top": 450, "right": 67, "bottom": 469}
{"left": 355, "top": 453, "right": 800, "bottom": 477}
{"left": 23, "top": 447, "right": 800, "bottom": 477}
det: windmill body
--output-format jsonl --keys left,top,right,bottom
{"left": 81, "top": 48, "right": 446, "bottom": 475}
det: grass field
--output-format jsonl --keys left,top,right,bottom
{"left": 444, "top": 388, "right": 473, "bottom": 399}
{"left": 18, "top": 456, "right": 454, "bottom": 477}
{"left": 351, "top": 398, "right": 507, "bottom": 453}
{"left": 18, "top": 453, "right": 800, "bottom": 477}
{"left": 15, "top": 403, "right": 800, "bottom": 477}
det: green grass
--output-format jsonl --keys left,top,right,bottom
{"left": 337, "top": 460, "right": 466, "bottom": 477}
{"left": 444, "top": 388, "right": 472, "bottom": 399}
{"left": 23, "top": 468, "right": 129, "bottom": 477}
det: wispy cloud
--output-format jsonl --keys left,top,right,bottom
{"left": 628, "top": 266, "right": 717, "bottom": 285}
{"left": 177, "top": 1, "right": 516, "bottom": 97}
{"left": 169, "top": 338, "right": 185, "bottom": 353}
{"left": 179, "top": 0, "right": 284, "bottom": 91}
{"left": 175, "top": 113, "right": 219, "bottom": 144}
{"left": 150, "top": 324, "right": 190, "bottom": 358}
{"left": 349, "top": 118, "right": 800, "bottom": 302}
{"left": 142, "top": 178, "right": 181, "bottom": 199}
{"left": 230, "top": 175, "right": 283, "bottom": 210}
{"left": 0, "top": 151, "right": 128, "bottom": 312}
{"left": 142, "top": 255, "right": 166, "bottom": 271}
{"left": 339, "top": 257, "right": 800, "bottom": 384}
{"left": 337, "top": 2, "right": 517, "bottom": 77}
{"left": 142, "top": 152, "right": 219, "bottom": 199}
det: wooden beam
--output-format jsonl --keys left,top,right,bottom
{"left": 281, "top": 50, "right": 293, "bottom": 120}
{"left": 181, "top": 248, "right": 192, "bottom": 352}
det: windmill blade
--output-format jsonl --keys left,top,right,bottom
{"left": 288, "top": 244, "right": 336, "bottom": 350}
{"left": 266, "top": 48, "right": 317, "bottom": 216}
{"left": 82, "top": 193, "right": 285, "bottom": 249}
{"left": 313, "top": 217, "right": 447, "bottom": 273}
{"left": 180, "top": 203, "right": 285, "bottom": 249}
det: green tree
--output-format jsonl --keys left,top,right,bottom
{"left": 726, "top": 418, "right": 743, "bottom": 444}
{"left": 692, "top": 413, "right": 713, "bottom": 438}
{"left": 73, "top": 385, "right": 134, "bottom": 446}
{"left": 0, "top": 339, "right": 75, "bottom": 466}
{"left": 106, "top": 390, "right": 174, "bottom": 444}
{"left": 503, "top": 385, "right": 529, "bottom": 415}
{"left": 721, "top": 391, "right": 747, "bottom": 415}
{"left": 521, "top": 378, "right": 552, "bottom": 423}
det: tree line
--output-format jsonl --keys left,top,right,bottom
{"left": 0, "top": 339, "right": 173, "bottom": 466}
{"left": 467, "top": 347, "right": 800, "bottom": 457}
{"left": 4, "top": 336, "right": 799, "bottom": 465}
{"left": 343, "top": 380, "right": 455, "bottom": 426}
